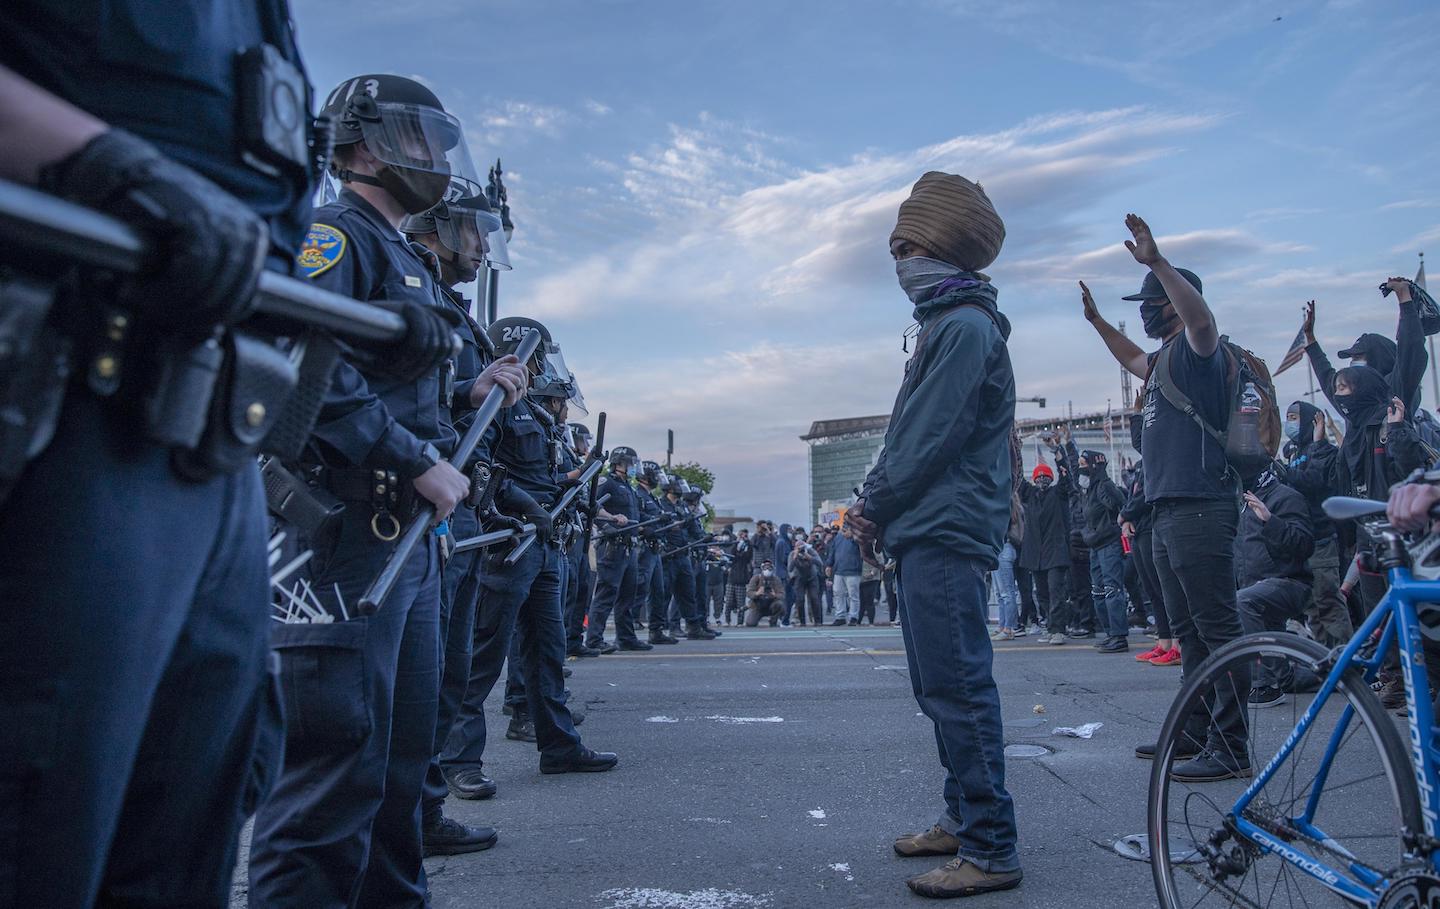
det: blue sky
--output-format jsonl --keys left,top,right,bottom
{"left": 293, "top": 0, "right": 1439, "bottom": 522}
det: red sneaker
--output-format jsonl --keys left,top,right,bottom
{"left": 1149, "top": 647, "right": 1181, "bottom": 667}
{"left": 1135, "top": 644, "right": 1166, "bottom": 663}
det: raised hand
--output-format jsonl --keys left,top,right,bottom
{"left": 1123, "top": 213, "right": 1162, "bottom": 266}
{"left": 1079, "top": 280, "right": 1100, "bottom": 323}
{"left": 1301, "top": 300, "right": 1316, "bottom": 346}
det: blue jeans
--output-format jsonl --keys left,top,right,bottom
{"left": 896, "top": 543, "right": 1020, "bottom": 873}
{"left": 994, "top": 542, "right": 1020, "bottom": 630}
{"left": 441, "top": 540, "right": 581, "bottom": 767}
{"left": 1, "top": 393, "right": 271, "bottom": 907}
{"left": 1088, "top": 540, "right": 1129, "bottom": 638}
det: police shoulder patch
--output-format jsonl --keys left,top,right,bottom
{"left": 297, "top": 223, "right": 347, "bottom": 278}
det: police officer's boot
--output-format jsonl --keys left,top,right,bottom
{"left": 686, "top": 621, "right": 718, "bottom": 640}
{"left": 423, "top": 816, "right": 498, "bottom": 856}
{"left": 506, "top": 716, "right": 538, "bottom": 743}
{"left": 649, "top": 626, "right": 679, "bottom": 645}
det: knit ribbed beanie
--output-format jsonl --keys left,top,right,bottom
{"left": 889, "top": 171, "right": 1005, "bottom": 271}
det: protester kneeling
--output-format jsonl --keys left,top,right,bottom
{"left": 746, "top": 561, "right": 785, "bottom": 626}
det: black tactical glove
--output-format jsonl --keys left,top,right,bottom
{"left": 500, "top": 484, "right": 553, "bottom": 543}
{"left": 380, "top": 302, "right": 461, "bottom": 383}
{"left": 38, "top": 129, "right": 268, "bottom": 333}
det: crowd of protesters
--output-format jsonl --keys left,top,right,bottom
{"left": 699, "top": 521, "right": 900, "bottom": 628}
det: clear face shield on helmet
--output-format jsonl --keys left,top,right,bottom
{"left": 432, "top": 202, "right": 500, "bottom": 283}
{"left": 530, "top": 342, "right": 588, "bottom": 417}
{"left": 358, "top": 102, "right": 484, "bottom": 205}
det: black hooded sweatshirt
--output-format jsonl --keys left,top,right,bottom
{"left": 1293, "top": 366, "right": 1427, "bottom": 502}
{"left": 1075, "top": 449, "right": 1126, "bottom": 549}
{"left": 1305, "top": 300, "right": 1427, "bottom": 418}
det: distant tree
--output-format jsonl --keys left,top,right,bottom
{"left": 669, "top": 461, "right": 717, "bottom": 528}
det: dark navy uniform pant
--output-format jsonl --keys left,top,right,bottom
{"left": 423, "top": 506, "right": 483, "bottom": 825}
{"left": 666, "top": 556, "right": 700, "bottom": 629}
{"left": 633, "top": 547, "right": 660, "bottom": 627}
{"left": 442, "top": 540, "right": 581, "bottom": 770}
{"left": 0, "top": 393, "right": 271, "bottom": 908}
{"left": 566, "top": 539, "right": 594, "bottom": 651}
{"left": 249, "top": 507, "right": 441, "bottom": 909}
{"left": 586, "top": 541, "right": 640, "bottom": 646}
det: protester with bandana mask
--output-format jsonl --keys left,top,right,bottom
{"left": 847, "top": 171, "right": 1021, "bottom": 899}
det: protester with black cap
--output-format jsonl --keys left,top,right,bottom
{"left": 1082, "top": 215, "right": 1249, "bottom": 783}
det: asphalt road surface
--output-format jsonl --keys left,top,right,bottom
{"left": 235, "top": 623, "right": 1194, "bottom": 907}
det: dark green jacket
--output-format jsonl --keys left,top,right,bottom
{"left": 861, "top": 291, "right": 1015, "bottom": 564}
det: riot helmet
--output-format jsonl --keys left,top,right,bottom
{"left": 570, "top": 423, "right": 592, "bottom": 456}
{"left": 400, "top": 194, "right": 501, "bottom": 283}
{"left": 321, "top": 74, "right": 483, "bottom": 213}
{"left": 486, "top": 316, "right": 586, "bottom": 415}
{"left": 639, "top": 460, "right": 662, "bottom": 487}
{"left": 610, "top": 445, "right": 639, "bottom": 478}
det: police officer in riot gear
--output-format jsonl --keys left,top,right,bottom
{"left": 564, "top": 421, "right": 599, "bottom": 653}
{"left": 586, "top": 446, "right": 654, "bottom": 652}
{"left": 635, "top": 461, "right": 680, "bottom": 645}
{"left": 684, "top": 484, "right": 724, "bottom": 637}
{"left": 440, "top": 315, "right": 617, "bottom": 800}
{"left": 401, "top": 193, "right": 527, "bottom": 853}
{"left": 0, "top": 8, "right": 439, "bottom": 906}
{"left": 248, "top": 74, "right": 496, "bottom": 907}
{"left": 661, "top": 476, "right": 716, "bottom": 639}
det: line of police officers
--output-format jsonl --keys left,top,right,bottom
{"left": 0, "top": 6, "right": 729, "bottom": 900}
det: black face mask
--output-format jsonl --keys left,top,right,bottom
{"left": 1140, "top": 301, "right": 1179, "bottom": 339}
{"left": 1332, "top": 392, "right": 1355, "bottom": 419}
{"left": 377, "top": 165, "right": 451, "bottom": 214}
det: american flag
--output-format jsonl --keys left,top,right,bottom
{"left": 1274, "top": 328, "right": 1308, "bottom": 377}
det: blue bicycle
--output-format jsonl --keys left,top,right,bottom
{"left": 1149, "top": 496, "right": 1440, "bottom": 909}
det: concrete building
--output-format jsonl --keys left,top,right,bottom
{"left": 801, "top": 410, "right": 1137, "bottom": 524}
{"left": 800, "top": 415, "right": 889, "bottom": 526}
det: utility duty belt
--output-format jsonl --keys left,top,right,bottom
{"left": 0, "top": 267, "right": 340, "bottom": 504}
{"left": 315, "top": 465, "right": 419, "bottom": 542}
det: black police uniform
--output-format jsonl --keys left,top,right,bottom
{"left": 249, "top": 189, "right": 450, "bottom": 908}
{"left": 562, "top": 445, "right": 597, "bottom": 653}
{"left": 632, "top": 481, "right": 668, "bottom": 636}
{"left": 0, "top": 3, "right": 310, "bottom": 905}
{"left": 423, "top": 282, "right": 495, "bottom": 827}
{"left": 661, "top": 494, "right": 702, "bottom": 632}
{"left": 440, "top": 399, "right": 584, "bottom": 772}
{"left": 586, "top": 470, "right": 644, "bottom": 647}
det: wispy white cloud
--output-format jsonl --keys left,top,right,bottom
{"left": 584, "top": 99, "right": 613, "bottom": 116}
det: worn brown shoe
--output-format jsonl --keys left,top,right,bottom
{"left": 893, "top": 825, "right": 962, "bottom": 857}
{"left": 906, "top": 858, "right": 1022, "bottom": 899}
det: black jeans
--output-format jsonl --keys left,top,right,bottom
{"left": 1032, "top": 565, "right": 1070, "bottom": 632}
{"left": 1152, "top": 499, "right": 1247, "bottom": 757}
{"left": 1236, "top": 577, "right": 1312, "bottom": 690}
{"left": 790, "top": 576, "right": 824, "bottom": 624}
{"left": 1014, "top": 565, "right": 1039, "bottom": 627}
{"left": 1132, "top": 529, "right": 1169, "bottom": 639}
{"left": 1068, "top": 549, "right": 1095, "bottom": 632}
{"left": 859, "top": 578, "right": 880, "bottom": 623}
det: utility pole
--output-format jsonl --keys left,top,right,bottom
{"left": 666, "top": 429, "right": 674, "bottom": 468}
{"left": 482, "top": 159, "right": 513, "bottom": 326}
{"left": 1118, "top": 320, "right": 1133, "bottom": 408}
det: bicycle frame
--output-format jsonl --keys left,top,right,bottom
{"left": 1222, "top": 565, "right": 1440, "bottom": 905}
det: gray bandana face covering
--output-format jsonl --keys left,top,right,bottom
{"left": 895, "top": 255, "right": 960, "bottom": 304}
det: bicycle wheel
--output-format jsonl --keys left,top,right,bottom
{"left": 1149, "top": 632, "right": 1422, "bottom": 908}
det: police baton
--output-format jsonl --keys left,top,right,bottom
{"left": 504, "top": 413, "right": 607, "bottom": 566}
{"left": 452, "top": 491, "right": 610, "bottom": 555}
{"left": 357, "top": 328, "right": 541, "bottom": 614}
{"left": 0, "top": 178, "right": 457, "bottom": 351}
